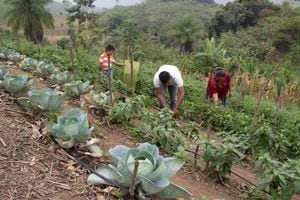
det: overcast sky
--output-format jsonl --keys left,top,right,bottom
{"left": 56, "top": 0, "right": 287, "bottom": 9}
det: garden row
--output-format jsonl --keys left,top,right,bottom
{"left": 1, "top": 35, "right": 300, "bottom": 199}
{"left": 0, "top": 49, "right": 192, "bottom": 199}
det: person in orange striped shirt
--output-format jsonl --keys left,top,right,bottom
{"left": 99, "top": 44, "right": 125, "bottom": 77}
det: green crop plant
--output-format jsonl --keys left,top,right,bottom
{"left": 202, "top": 140, "right": 244, "bottom": 182}
{"left": 0, "top": 64, "right": 9, "bottom": 79}
{"left": 50, "top": 109, "right": 102, "bottom": 157}
{"left": 91, "top": 91, "right": 114, "bottom": 107}
{"left": 141, "top": 108, "right": 188, "bottom": 154}
{"left": 36, "top": 61, "right": 57, "bottom": 78}
{"left": 0, "top": 74, "right": 33, "bottom": 97}
{"left": 0, "top": 49, "right": 21, "bottom": 62}
{"left": 17, "top": 88, "right": 64, "bottom": 116}
{"left": 65, "top": 80, "right": 93, "bottom": 98}
{"left": 51, "top": 71, "right": 72, "bottom": 85}
{"left": 22, "top": 57, "right": 39, "bottom": 71}
{"left": 87, "top": 143, "right": 191, "bottom": 199}
{"left": 108, "top": 95, "right": 146, "bottom": 124}
{"left": 254, "top": 153, "right": 300, "bottom": 199}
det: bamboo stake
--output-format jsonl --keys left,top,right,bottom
{"left": 129, "top": 161, "right": 139, "bottom": 198}
{"left": 205, "top": 123, "right": 212, "bottom": 174}
{"left": 108, "top": 55, "right": 114, "bottom": 106}
{"left": 247, "top": 63, "right": 280, "bottom": 150}
{"left": 129, "top": 46, "right": 134, "bottom": 94}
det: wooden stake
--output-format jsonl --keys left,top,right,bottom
{"left": 129, "top": 161, "right": 139, "bottom": 198}
{"left": 129, "top": 46, "right": 134, "bottom": 94}
{"left": 194, "top": 144, "right": 199, "bottom": 168}
{"left": 247, "top": 64, "right": 280, "bottom": 148}
{"left": 108, "top": 56, "right": 114, "bottom": 106}
{"left": 205, "top": 123, "right": 212, "bottom": 174}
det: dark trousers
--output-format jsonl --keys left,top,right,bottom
{"left": 161, "top": 84, "right": 177, "bottom": 110}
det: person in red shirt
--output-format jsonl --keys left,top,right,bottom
{"left": 206, "top": 69, "right": 231, "bottom": 106}
{"left": 99, "top": 45, "right": 125, "bottom": 77}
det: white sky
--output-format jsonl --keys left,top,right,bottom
{"left": 55, "top": 0, "right": 287, "bottom": 9}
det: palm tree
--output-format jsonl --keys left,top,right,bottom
{"left": 168, "top": 15, "right": 200, "bottom": 54}
{"left": 5, "top": 0, "right": 54, "bottom": 43}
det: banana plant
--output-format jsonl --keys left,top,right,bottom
{"left": 0, "top": 74, "right": 33, "bottom": 97}
{"left": 0, "top": 65, "right": 9, "bottom": 79}
{"left": 22, "top": 57, "right": 39, "bottom": 71}
{"left": 17, "top": 88, "right": 64, "bottom": 114}
{"left": 65, "top": 80, "right": 93, "bottom": 97}
{"left": 51, "top": 71, "right": 72, "bottom": 85}
{"left": 36, "top": 61, "right": 57, "bottom": 77}
{"left": 50, "top": 108, "right": 102, "bottom": 157}
{"left": 88, "top": 143, "right": 192, "bottom": 199}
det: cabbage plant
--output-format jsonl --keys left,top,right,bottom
{"left": 65, "top": 80, "right": 93, "bottom": 97}
{"left": 50, "top": 109, "right": 102, "bottom": 157}
{"left": 0, "top": 65, "right": 9, "bottom": 79}
{"left": 0, "top": 49, "right": 21, "bottom": 62}
{"left": 23, "top": 58, "right": 39, "bottom": 71}
{"left": 36, "top": 61, "right": 57, "bottom": 77}
{"left": 51, "top": 71, "right": 72, "bottom": 85}
{"left": 91, "top": 91, "right": 113, "bottom": 106}
{"left": 0, "top": 74, "right": 33, "bottom": 96}
{"left": 87, "top": 143, "right": 192, "bottom": 199}
{"left": 17, "top": 88, "right": 64, "bottom": 114}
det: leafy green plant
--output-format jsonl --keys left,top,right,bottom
{"left": 0, "top": 64, "right": 9, "bottom": 79}
{"left": 0, "top": 49, "right": 21, "bottom": 62}
{"left": 17, "top": 88, "right": 64, "bottom": 115}
{"left": 65, "top": 80, "right": 93, "bottom": 97}
{"left": 22, "top": 57, "right": 39, "bottom": 71}
{"left": 87, "top": 143, "right": 191, "bottom": 199}
{"left": 142, "top": 108, "right": 187, "bottom": 154}
{"left": 51, "top": 70, "right": 72, "bottom": 85}
{"left": 0, "top": 74, "right": 33, "bottom": 96}
{"left": 91, "top": 90, "right": 113, "bottom": 107}
{"left": 108, "top": 95, "right": 146, "bottom": 124}
{"left": 50, "top": 109, "right": 102, "bottom": 157}
{"left": 202, "top": 140, "right": 243, "bottom": 181}
{"left": 36, "top": 61, "right": 57, "bottom": 77}
{"left": 254, "top": 153, "right": 300, "bottom": 199}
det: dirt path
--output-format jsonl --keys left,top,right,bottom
{"left": 1, "top": 61, "right": 246, "bottom": 199}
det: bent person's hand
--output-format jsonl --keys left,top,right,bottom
{"left": 173, "top": 108, "right": 179, "bottom": 118}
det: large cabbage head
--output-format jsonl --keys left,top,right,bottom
{"left": 87, "top": 143, "right": 192, "bottom": 199}
{"left": 0, "top": 65, "right": 9, "bottom": 79}
{"left": 65, "top": 80, "right": 93, "bottom": 97}
{"left": 0, "top": 74, "right": 33, "bottom": 96}
{"left": 17, "top": 88, "right": 64, "bottom": 113}
{"left": 50, "top": 109, "right": 94, "bottom": 149}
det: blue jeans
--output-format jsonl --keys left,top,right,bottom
{"left": 161, "top": 84, "right": 177, "bottom": 110}
{"left": 103, "top": 69, "right": 113, "bottom": 78}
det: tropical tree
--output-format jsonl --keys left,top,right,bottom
{"left": 5, "top": 0, "right": 54, "bottom": 43}
{"left": 168, "top": 15, "right": 201, "bottom": 54}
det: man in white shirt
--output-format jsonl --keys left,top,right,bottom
{"left": 153, "top": 65, "right": 185, "bottom": 116}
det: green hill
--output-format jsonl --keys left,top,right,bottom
{"left": 97, "top": 1, "right": 220, "bottom": 47}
